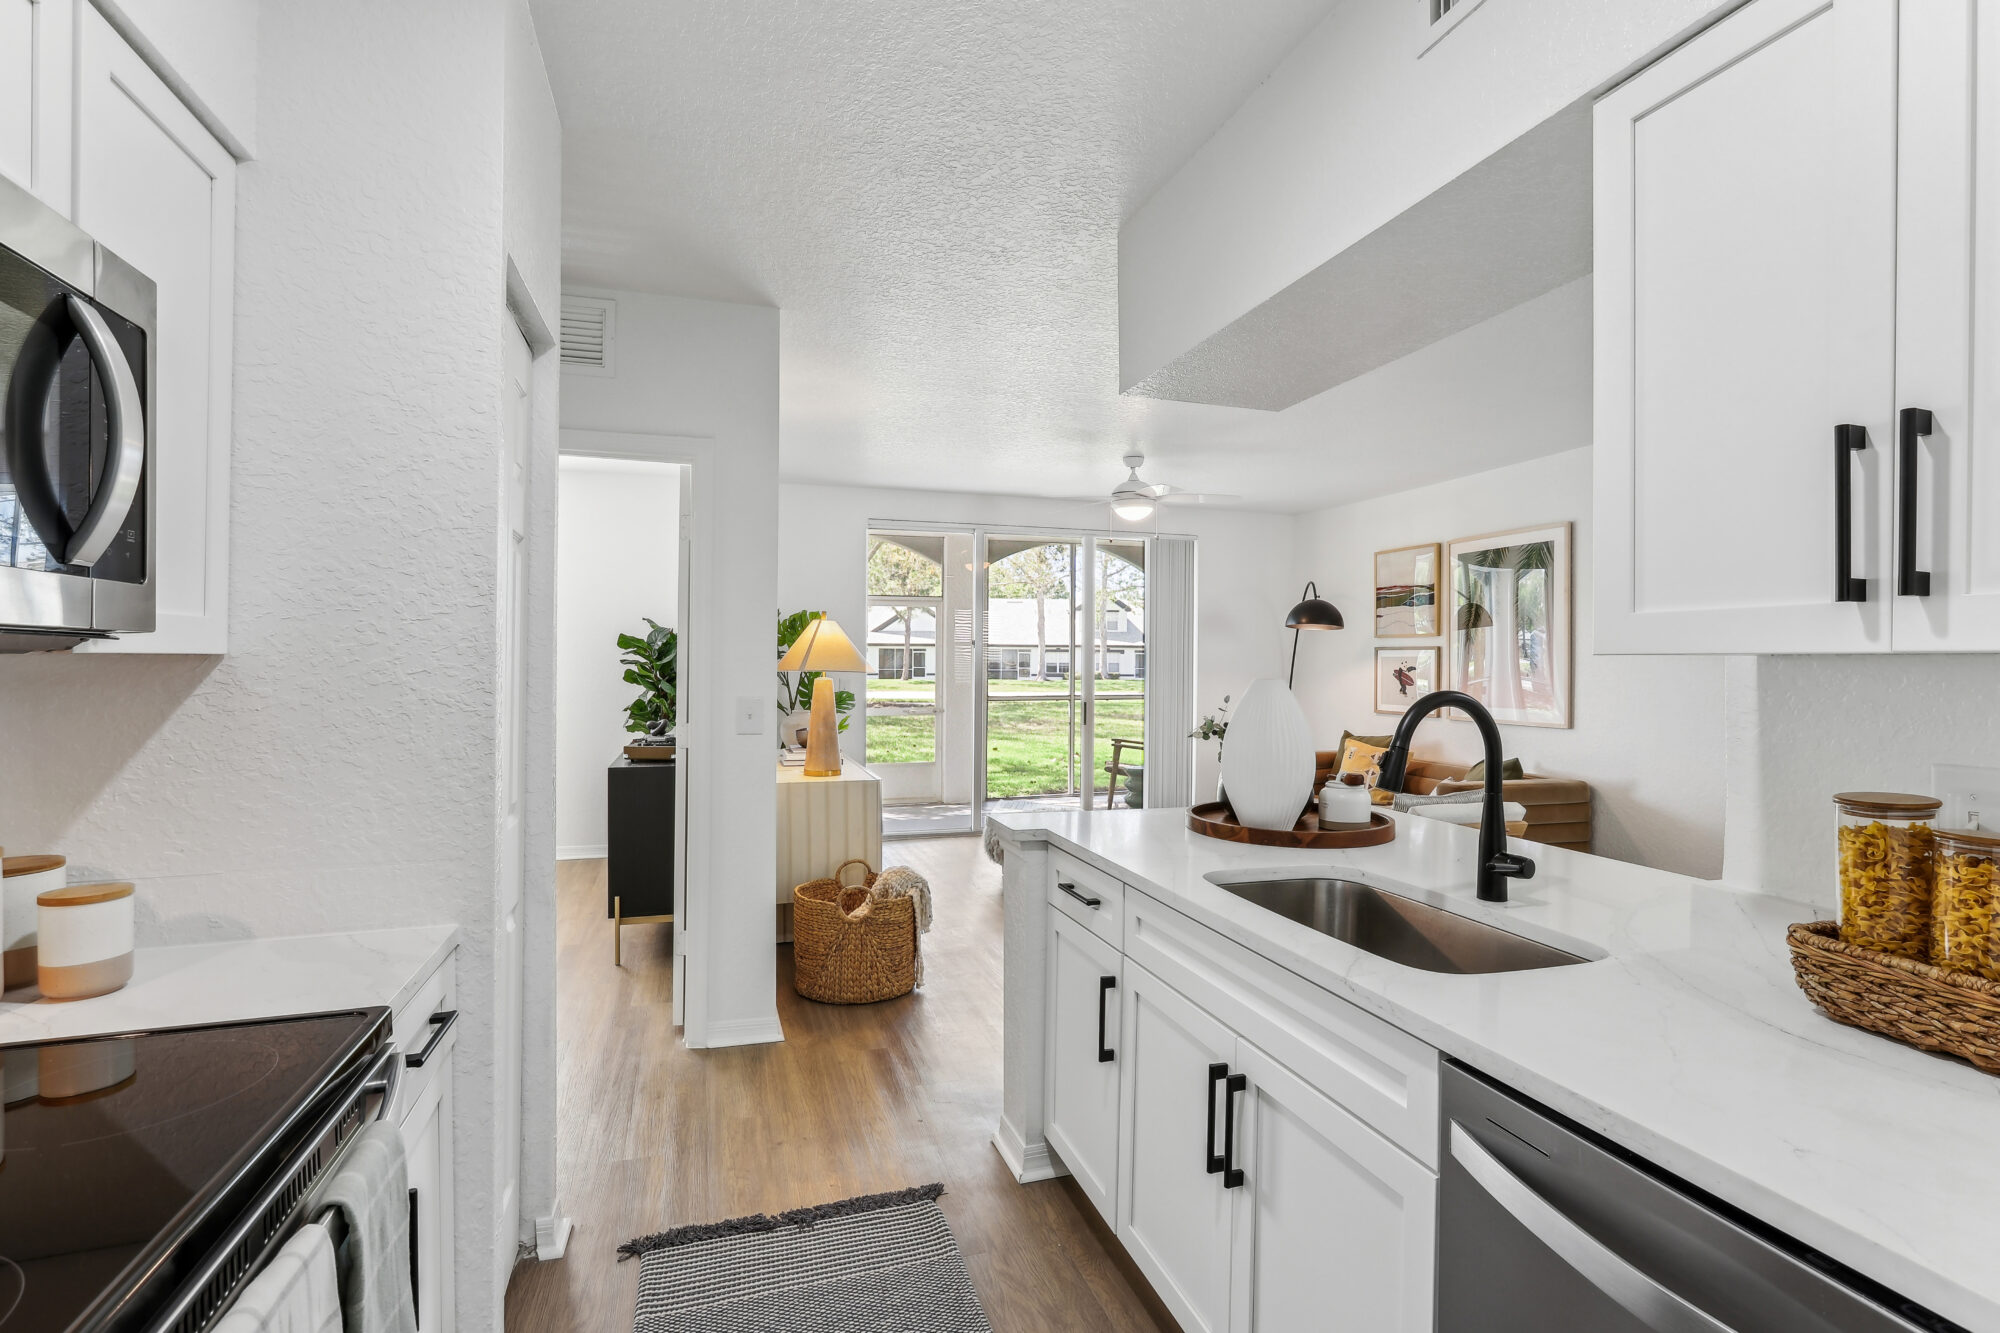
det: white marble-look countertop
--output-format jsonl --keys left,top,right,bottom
{"left": 0, "top": 925, "right": 460, "bottom": 1044}
{"left": 994, "top": 807, "right": 2000, "bottom": 1332}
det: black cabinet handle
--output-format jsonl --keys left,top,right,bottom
{"left": 1205, "top": 1063, "right": 1229, "bottom": 1174}
{"left": 409, "top": 1186, "right": 421, "bottom": 1327}
{"left": 1835, "top": 423, "right": 1868, "bottom": 603}
{"left": 1058, "top": 882, "right": 1102, "bottom": 910}
{"left": 405, "top": 1010, "right": 458, "bottom": 1069}
{"left": 1221, "top": 1071, "right": 1247, "bottom": 1189}
{"left": 1096, "top": 976, "right": 1116, "bottom": 1063}
{"left": 1898, "top": 407, "right": 1934, "bottom": 597}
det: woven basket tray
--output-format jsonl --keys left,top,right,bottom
{"left": 1787, "top": 921, "right": 2000, "bottom": 1074}
{"left": 793, "top": 859, "right": 917, "bottom": 1005}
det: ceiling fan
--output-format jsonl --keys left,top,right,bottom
{"left": 1073, "top": 452, "right": 1241, "bottom": 521}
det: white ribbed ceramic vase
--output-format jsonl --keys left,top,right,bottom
{"left": 1219, "top": 678, "right": 1315, "bottom": 831}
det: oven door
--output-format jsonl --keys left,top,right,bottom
{"left": 0, "top": 186, "right": 152, "bottom": 640}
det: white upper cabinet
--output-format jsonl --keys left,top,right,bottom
{"left": 1594, "top": 0, "right": 1898, "bottom": 655}
{"left": 0, "top": 0, "right": 74, "bottom": 213}
{"left": 71, "top": 4, "right": 235, "bottom": 654}
{"left": 1893, "top": 0, "right": 2000, "bottom": 650}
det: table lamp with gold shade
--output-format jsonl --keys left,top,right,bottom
{"left": 776, "top": 614, "right": 868, "bottom": 777}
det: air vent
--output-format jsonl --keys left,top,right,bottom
{"left": 1419, "top": 0, "right": 1486, "bottom": 53}
{"left": 560, "top": 297, "right": 615, "bottom": 376}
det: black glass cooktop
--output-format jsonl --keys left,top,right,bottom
{"left": 0, "top": 1010, "right": 386, "bottom": 1332}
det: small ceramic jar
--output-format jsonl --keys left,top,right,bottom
{"left": 3, "top": 854, "right": 66, "bottom": 990}
{"left": 37, "top": 882, "right": 134, "bottom": 1001}
{"left": 1319, "top": 779, "right": 1374, "bottom": 828}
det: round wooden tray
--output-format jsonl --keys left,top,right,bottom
{"left": 1187, "top": 802, "right": 1395, "bottom": 849}
{"left": 623, "top": 743, "right": 677, "bottom": 762}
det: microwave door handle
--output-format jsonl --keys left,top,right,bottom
{"left": 1448, "top": 1123, "right": 1737, "bottom": 1333}
{"left": 61, "top": 294, "right": 144, "bottom": 568}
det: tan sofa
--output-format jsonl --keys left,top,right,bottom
{"left": 1312, "top": 752, "right": 1594, "bottom": 855}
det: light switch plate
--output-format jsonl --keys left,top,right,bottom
{"left": 735, "top": 696, "right": 765, "bottom": 735}
{"left": 1932, "top": 764, "right": 2000, "bottom": 832}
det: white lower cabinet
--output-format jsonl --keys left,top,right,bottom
{"left": 1118, "top": 961, "right": 1238, "bottom": 1333}
{"left": 1044, "top": 908, "right": 1123, "bottom": 1219}
{"left": 394, "top": 956, "right": 459, "bottom": 1332}
{"left": 1045, "top": 877, "right": 1440, "bottom": 1333}
{"left": 400, "top": 1044, "right": 456, "bottom": 1333}
{"left": 1227, "top": 1041, "right": 1437, "bottom": 1333}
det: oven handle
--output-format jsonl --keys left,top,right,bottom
{"left": 1448, "top": 1122, "right": 1736, "bottom": 1333}
{"left": 61, "top": 294, "right": 145, "bottom": 568}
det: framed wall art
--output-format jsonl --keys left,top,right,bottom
{"left": 1446, "top": 522, "right": 1572, "bottom": 729}
{"left": 1374, "top": 543, "right": 1440, "bottom": 638}
{"left": 1374, "top": 646, "right": 1440, "bottom": 715}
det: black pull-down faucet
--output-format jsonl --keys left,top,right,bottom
{"left": 1374, "top": 690, "right": 1537, "bottom": 903}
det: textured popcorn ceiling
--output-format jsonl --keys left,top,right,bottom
{"left": 531, "top": 1, "right": 1586, "bottom": 512}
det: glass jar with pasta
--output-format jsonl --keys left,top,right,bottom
{"left": 1833, "top": 792, "right": 1942, "bottom": 959}
{"left": 1933, "top": 828, "right": 2000, "bottom": 980}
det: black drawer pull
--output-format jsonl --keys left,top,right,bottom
{"left": 405, "top": 1009, "right": 458, "bottom": 1069}
{"left": 1835, "top": 423, "right": 1868, "bottom": 603}
{"left": 1898, "top": 407, "right": 1934, "bottom": 597}
{"left": 1097, "top": 976, "right": 1116, "bottom": 1062}
{"left": 1221, "top": 1071, "right": 1247, "bottom": 1189}
{"left": 1205, "top": 1063, "right": 1228, "bottom": 1174}
{"left": 1058, "top": 881, "right": 1102, "bottom": 910}
{"left": 409, "top": 1186, "right": 421, "bottom": 1327}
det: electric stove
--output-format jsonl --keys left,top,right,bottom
{"left": 0, "top": 1008, "right": 390, "bottom": 1332}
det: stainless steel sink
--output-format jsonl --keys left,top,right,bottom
{"left": 1213, "top": 877, "right": 1586, "bottom": 974}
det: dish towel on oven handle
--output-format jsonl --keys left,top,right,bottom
{"left": 319, "top": 1119, "right": 418, "bottom": 1333}
{"left": 211, "top": 1219, "right": 342, "bottom": 1333}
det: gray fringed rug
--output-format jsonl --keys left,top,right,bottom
{"left": 620, "top": 1184, "right": 992, "bottom": 1332}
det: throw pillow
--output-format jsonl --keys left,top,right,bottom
{"left": 1464, "top": 757, "right": 1526, "bottom": 782}
{"left": 1338, "top": 740, "right": 1389, "bottom": 789}
{"left": 1336, "top": 730, "right": 1394, "bottom": 773}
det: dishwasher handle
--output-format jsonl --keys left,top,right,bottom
{"left": 1449, "top": 1122, "right": 1737, "bottom": 1333}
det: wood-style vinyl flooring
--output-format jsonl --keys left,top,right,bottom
{"left": 503, "top": 836, "right": 1170, "bottom": 1332}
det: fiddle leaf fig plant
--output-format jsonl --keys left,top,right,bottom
{"left": 776, "top": 608, "right": 856, "bottom": 734}
{"left": 618, "top": 618, "right": 678, "bottom": 737}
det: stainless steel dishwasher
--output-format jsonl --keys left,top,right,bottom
{"left": 1439, "top": 1061, "right": 1967, "bottom": 1333}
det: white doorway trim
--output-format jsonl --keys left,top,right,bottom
{"left": 560, "top": 428, "right": 781, "bottom": 1050}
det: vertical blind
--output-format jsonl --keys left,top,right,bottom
{"left": 1143, "top": 535, "right": 1197, "bottom": 809}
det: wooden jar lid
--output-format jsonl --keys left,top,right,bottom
{"left": 1833, "top": 792, "right": 1943, "bottom": 816}
{"left": 3, "top": 854, "right": 65, "bottom": 876}
{"left": 37, "top": 882, "right": 133, "bottom": 907}
{"left": 1938, "top": 828, "right": 2000, "bottom": 852}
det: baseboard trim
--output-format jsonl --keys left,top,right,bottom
{"left": 702, "top": 1014, "right": 786, "bottom": 1048}
{"left": 991, "top": 1118, "right": 1065, "bottom": 1184}
{"left": 534, "top": 1210, "right": 573, "bottom": 1261}
{"left": 557, "top": 844, "right": 607, "bottom": 860}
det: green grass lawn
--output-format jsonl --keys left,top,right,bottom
{"left": 864, "top": 683, "right": 1145, "bottom": 799}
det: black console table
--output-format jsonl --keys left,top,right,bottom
{"left": 607, "top": 755, "right": 675, "bottom": 964}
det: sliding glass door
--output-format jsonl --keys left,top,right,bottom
{"left": 980, "top": 534, "right": 1147, "bottom": 814}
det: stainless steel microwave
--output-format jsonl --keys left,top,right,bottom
{"left": 0, "top": 172, "right": 154, "bottom": 650}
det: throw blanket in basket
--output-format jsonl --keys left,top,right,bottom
{"left": 793, "top": 860, "right": 933, "bottom": 1004}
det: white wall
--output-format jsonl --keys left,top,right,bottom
{"left": 560, "top": 287, "right": 782, "bottom": 1049}
{"left": 1726, "top": 655, "right": 2000, "bottom": 910}
{"left": 556, "top": 458, "right": 681, "bottom": 857}
{"left": 776, "top": 482, "right": 1296, "bottom": 802}
{"left": 1121, "top": 0, "right": 1738, "bottom": 383}
{"left": 1293, "top": 448, "right": 1728, "bottom": 879}
{"left": 0, "top": 5, "right": 561, "bottom": 1324}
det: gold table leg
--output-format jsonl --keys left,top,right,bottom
{"left": 614, "top": 894, "right": 622, "bottom": 967}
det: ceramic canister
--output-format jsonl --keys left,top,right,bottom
{"left": 3, "top": 854, "right": 65, "bottom": 990}
{"left": 37, "top": 882, "right": 134, "bottom": 1001}
{"left": 1220, "top": 678, "right": 1316, "bottom": 831}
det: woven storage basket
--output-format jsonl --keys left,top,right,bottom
{"left": 793, "top": 859, "right": 917, "bottom": 1004}
{"left": 1787, "top": 921, "right": 2000, "bottom": 1074}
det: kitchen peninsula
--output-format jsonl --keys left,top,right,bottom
{"left": 993, "top": 808, "right": 2000, "bottom": 1332}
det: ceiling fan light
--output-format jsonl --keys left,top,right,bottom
{"left": 1112, "top": 496, "right": 1155, "bottom": 521}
